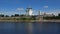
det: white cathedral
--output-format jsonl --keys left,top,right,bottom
{"left": 26, "top": 7, "right": 34, "bottom": 16}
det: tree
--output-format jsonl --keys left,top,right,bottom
{"left": 20, "top": 14, "right": 25, "bottom": 16}
{"left": 31, "top": 16, "right": 36, "bottom": 20}
{"left": 11, "top": 15, "right": 14, "bottom": 17}
{"left": 5, "top": 15, "right": 9, "bottom": 17}
{"left": 58, "top": 13, "right": 60, "bottom": 16}
{"left": 0, "top": 14, "right": 4, "bottom": 17}
{"left": 14, "top": 14, "right": 19, "bottom": 17}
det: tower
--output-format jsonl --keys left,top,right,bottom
{"left": 26, "top": 7, "right": 33, "bottom": 16}
{"left": 38, "top": 10, "right": 40, "bottom": 16}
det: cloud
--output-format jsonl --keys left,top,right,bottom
{"left": 43, "top": 6, "right": 48, "bottom": 8}
{"left": 16, "top": 8, "right": 24, "bottom": 11}
{"left": 46, "top": 9, "right": 60, "bottom": 16}
{"left": 39, "top": 9, "right": 60, "bottom": 16}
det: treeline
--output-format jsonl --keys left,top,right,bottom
{"left": 43, "top": 13, "right": 60, "bottom": 20}
{"left": 0, "top": 17, "right": 36, "bottom": 20}
{"left": 0, "top": 14, "right": 36, "bottom": 20}
{"left": 0, "top": 14, "right": 25, "bottom": 17}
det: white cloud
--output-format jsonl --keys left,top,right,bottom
{"left": 43, "top": 6, "right": 48, "bottom": 8}
{"left": 46, "top": 9, "right": 60, "bottom": 16}
{"left": 39, "top": 9, "right": 60, "bottom": 16}
{"left": 16, "top": 8, "right": 24, "bottom": 11}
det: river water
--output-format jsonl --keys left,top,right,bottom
{"left": 0, "top": 22, "right": 60, "bottom": 34}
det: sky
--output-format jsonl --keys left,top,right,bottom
{"left": 0, "top": 0, "right": 60, "bottom": 16}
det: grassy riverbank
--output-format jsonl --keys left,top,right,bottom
{"left": 0, "top": 20, "right": 60, "bottom": 23}
{"left": 0, "top": 17, "right": 36, "bottom": 22}
{"left": 0, "top": 17, "right": 35, "bottom": 20}
{"left": 0, "top": 17, "right": 60, "bottom": 23}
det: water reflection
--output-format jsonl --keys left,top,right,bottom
{"left": 33, "top": 23, "right": 43, "bottom": 34}
{"left": 25, "top": 23, "right": 33, "bottom": 34}
{"left": 15, "top": 23, "right": 26, "bottom": 34}
{"left": 0, "top": 22, "right": 60, "bottom": 34}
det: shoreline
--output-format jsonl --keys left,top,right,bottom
{"left": 0, "top": 20, "right": 60, "bottom": 23}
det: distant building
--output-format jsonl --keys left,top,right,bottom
{"left": 38, "top": 10, "right": 40, "bottom": 16}
{"left": 43, "top": 13, "right": 55, "bottom": 17}
{"left": 35, "top": 10, "right": 43, "bottom": 20}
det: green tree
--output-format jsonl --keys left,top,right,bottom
{"left": 14, "top": 14, "right": 19, "bottom": 17}
{"left": 58, "top": 13, "right": 60, "bottom": 16}
{"left": 31, "top": 16, "right": 36, "bottom": 20}
{"left": 0, "top": 14, "right": 4, "bottom": 17}
{"left": 11, "top": 15, "right": 14, "bottom": 17}
{"left": 20, "top": 14, "right": 25, "bottom": 16}
{"left": 5, "top": 15, "right": 9, "bottom": 17}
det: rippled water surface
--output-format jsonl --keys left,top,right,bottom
{"left": 0, "top": 22, "right": 60, "bottom": 34}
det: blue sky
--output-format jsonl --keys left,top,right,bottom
{"left": 0, "top": 0, "right": 60, "bottom": 16}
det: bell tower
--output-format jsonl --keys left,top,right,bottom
{"left": 26, "top": 6, "right": 33, "bottom": 16}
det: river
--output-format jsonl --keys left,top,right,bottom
{"left": 0, "top": 22, "right": 60, "bottom": 34}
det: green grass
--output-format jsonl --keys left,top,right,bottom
{"left": 0, "top": 17, "right": 36, "bottom": 20}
